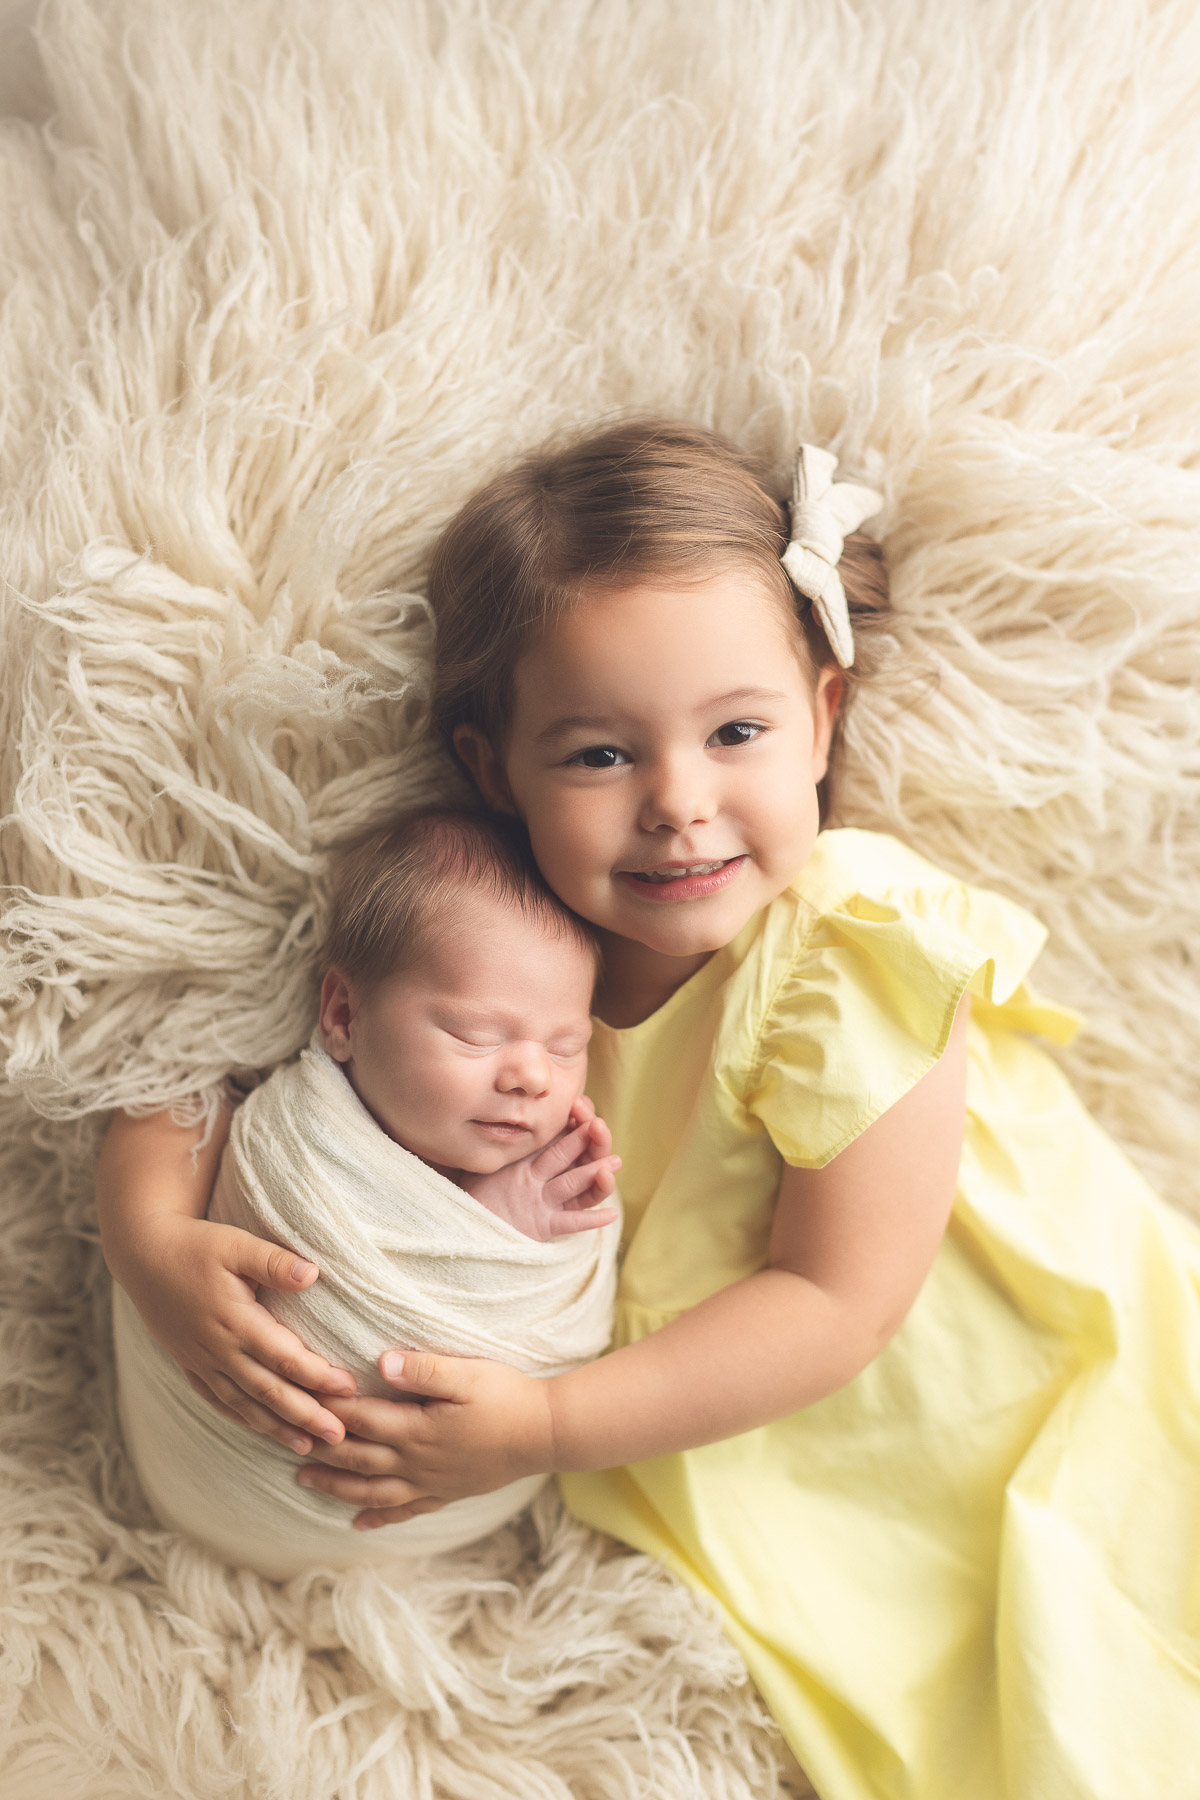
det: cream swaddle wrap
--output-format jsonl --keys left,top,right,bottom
{"left": 114, "top": 1038, "right": 619, "bottom": 1580}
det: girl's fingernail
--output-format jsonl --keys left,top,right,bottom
{"left": 292, "top": 1259, "right": 317, "bottom": 1280}
{"left": 320, "top": 1428, "right": 341, "bottom": 1445}
{"left": 381, "top": 1353, "right": 405, "bottom": 1380}
{"left": 298, "top": 1470, "right": 316, "bottom": 1487}
{"left": 287, "top": 1435, "right": 309, "bottom": 1454}
{"left": 353, "top": 1515, "right": 375, "bottom": 1531}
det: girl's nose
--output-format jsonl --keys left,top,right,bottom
{"left": 496, "top": 1044, "right": 550, "bottom": 1098}
{"left": 637, "top": 755, "right": 717, "bottom": 834}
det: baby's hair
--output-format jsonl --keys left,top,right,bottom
{"left": 323, "top": 807, "right": 600, "bottom": 983}
{"left": 427, "top": 416, "right": 892, "bottom": 820}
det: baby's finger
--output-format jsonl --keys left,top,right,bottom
{"left": 547, "top": 1204, "right": 619, "bottom": 1237}
{"left": 564, "top": 1157, "right": 621, "bottom": 1205}
{"left": 354, "top": 1498, "right": 446, "bottom": 1530}
{"left": 567, "top": 1095, "right": 596, "bottom": 1125}
{"left": 186, "top": 1371, "right": 314, "bottom": 1454}
{"left": 546, "top": 1155, "right": 621, "bottom": 1207}
{"left": 584, "top": 1114, "right": 612, "bottom": 1159}
{"left": 532, "top": 1118, "right": 593, "bottom": 1178}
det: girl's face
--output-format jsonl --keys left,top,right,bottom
{"left": 456, "top": 573, "right": 841, "bottom": 967}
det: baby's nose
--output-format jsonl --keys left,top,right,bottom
{"left": 496, "top": 1043, "right": 551, "bottom": 1096}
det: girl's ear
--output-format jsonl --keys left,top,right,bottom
{"left": 318, "top": 968, "right": 358, "bottom": 1062}
{"left": 452, "top": 724, "right": 517, "bottom": 815}
{"left": 810, "top": 666, "right": 844, "bottom": 784}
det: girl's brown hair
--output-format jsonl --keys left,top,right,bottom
{"left": 427, "top": 417, "right": 891, "bottom": 821}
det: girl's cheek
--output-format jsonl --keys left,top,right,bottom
{"left": 561, "top": 786, "right": 619, "bottom": 851}
{"left": 531, "top": 797, "right": 598, "bottom": 865}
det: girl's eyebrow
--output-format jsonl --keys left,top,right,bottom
{"left": 535, "top": 687, "right": 789, "bottom": 744}
{"left": 534, "top": 713, "right": 619, "bottom": 744}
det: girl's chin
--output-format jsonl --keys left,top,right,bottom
{"left": 609, "top": 910, "right": 755, "bottom": 959}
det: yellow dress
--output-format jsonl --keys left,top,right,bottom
{"left": 561, "top": 828, "right": 1200, "bottom": 1800}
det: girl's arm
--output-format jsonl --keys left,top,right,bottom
{"left": 96, "top": 1107, "right": 357, "bottom": 1451}
{"left": 297, "top": 997, "right": 970, "bottom": 1521}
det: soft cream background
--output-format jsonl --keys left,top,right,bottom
{"left": 0, "top": 2, "right": 1197, "bottom": 1794}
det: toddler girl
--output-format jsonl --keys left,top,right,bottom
{"left": 109, "top": 808, "right": 620, "bottom": 1578}
{"left": 98, "top": 420, "right": 1200, "bottom": 1799}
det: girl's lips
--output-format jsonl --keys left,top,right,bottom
{"left": 615, "top": 856, "right": 747, "bottom": 902}
{"left": 472, "top": 1120, "right": 533, "bottom": 1139}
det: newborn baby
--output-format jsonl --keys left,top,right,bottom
{"left": 113, "top": 809, "right": 621, "bottom": 1579}
{"left": 313, "top": 806, "right": 619, "bottom": 1245}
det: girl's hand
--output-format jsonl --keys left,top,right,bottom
{"left": 460, "top": 1099, "right": 621, "bottom": 1240}
{"left": 295, "top": 1351, "right": 556, "bottom": 1528}
{"left": 121, "top": 1211, "right": 358, "bottom": 1453}
{"left": 96, "top": 1105, "right": 357, "bottom": 1453}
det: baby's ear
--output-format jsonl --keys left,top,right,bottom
{"left": 318, "top": 968, "right": 357, "bottom": 1062}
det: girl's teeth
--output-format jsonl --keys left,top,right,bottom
{"left": 637, "top": 862, "right": 725, "bottom": 883}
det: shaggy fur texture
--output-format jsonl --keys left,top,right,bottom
{"left": 1, "top": 0, "right": 1198, "bottom": 1793}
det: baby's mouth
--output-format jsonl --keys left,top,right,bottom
{"left": 472, "top": 1119, "right": 533, "bottom": 1140}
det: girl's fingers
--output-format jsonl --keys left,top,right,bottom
{"left": 567, "top": 1095, "right": 596, "bottom": 1125}
{"left": 302, "top": 1430, "right": 408, "bottom": 1475}
{"left": 297, "top": 1467, "right": 430, "bottom": 1509}
{"left": 319, "top": 1381, "right": 453, "bottom": 1444}
{"left": 354, "top": 1498, "right": 446, "bottom": 1530}
{"left": 230, "top": 1310, "right": 357, "bottom": 1398}
{"left": 187, "top": 1371, "right": 314, "bottom": 1454}
{"left": 221, "top": 1352, "right": 349, "bottom": 1443}
{"left": 547, "top": 1204, "right": 619, "bottom": 1237}
{"left": 378, "top": 1349, "right": 479, "bottom": 1403}
{"left": 219, "top": 1225, "right": 324, "bottom": 1295}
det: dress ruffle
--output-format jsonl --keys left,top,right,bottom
{"left": 745, "top": 831, "right": 1081, "bottom": 1168}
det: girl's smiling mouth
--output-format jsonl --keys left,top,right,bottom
{"left": 616, "top": 856, "right": 747, "bottom": 901}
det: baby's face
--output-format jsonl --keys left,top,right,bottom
{"left": 321, "top": 887, "right": 594, "bottom": 1176}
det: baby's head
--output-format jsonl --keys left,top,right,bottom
{"left": 318, "top": 809, "right": 598, "bottom": 1176}
{"left": 424, "top": 418, "right": 893, "bottom": 964}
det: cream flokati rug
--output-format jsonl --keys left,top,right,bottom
{"left": 1, "top": 0, "right": 1198, "bottom": 1794}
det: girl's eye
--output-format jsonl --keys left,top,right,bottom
{"left": 709, "top": 720, "right": 762, "bottom": 748}
{"left": 566, "top": 745, "right": 629, "bottom": 769}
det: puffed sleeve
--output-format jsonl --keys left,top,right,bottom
{"left": 744, "top": 838, "right": 1081, "bottom": 1169}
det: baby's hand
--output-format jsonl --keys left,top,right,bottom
{"left": 461, "top": 1100, "right": 621, "bottom": 1242}
{"left": 120, "top": 1212, "right": 357, "bottom": 1453}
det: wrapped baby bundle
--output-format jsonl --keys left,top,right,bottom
{"left": 113, "top": 1040, "right": 619, "bottom": 1580}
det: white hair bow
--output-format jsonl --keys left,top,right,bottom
{"left": 780, "top": 445, "right": 883, "bottom": 668}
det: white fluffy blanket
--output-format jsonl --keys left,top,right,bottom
{"left": 114, "top": 1041, "right": 618, "bottom": 1580}
{"left": 1, "top": 1, "right": 1198, "bottom": 1796}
